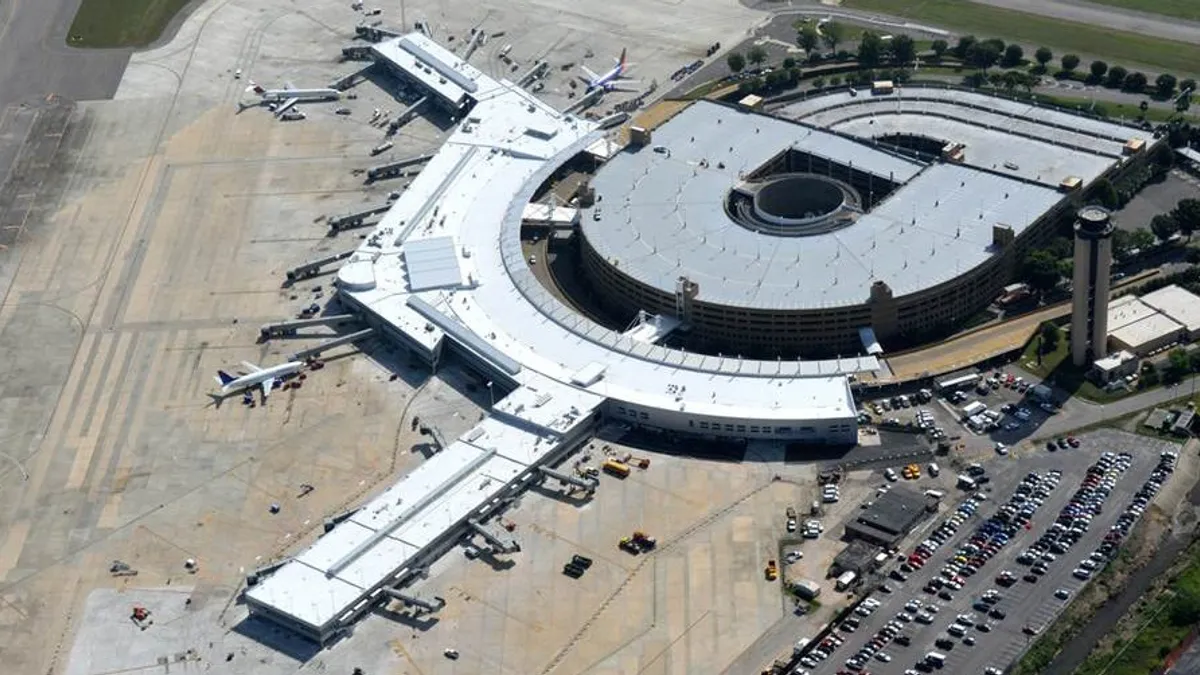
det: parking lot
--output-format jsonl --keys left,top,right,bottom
{"left": 864, "top": 369, "right": 1071, "bottom": 456}
{"left": 796, "top": 429, "right": 1179, "bottom": 675}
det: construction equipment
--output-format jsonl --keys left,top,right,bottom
{"left": 765, "top": 559, "right": 779, "bottom": 581}
{"left": 602, "top": 458, "right": 631, "bottom": 478}
{"left": 563, "top": 553, "right": 594, "bottom": 578}
{"left": 131, "top": 606, "right": 153, "bottom": 629}
{"left": 618, "top": 531, "right": 657, "bottom": 554}
{"left": 818, "top": 467, "right": 843, "bottom": 485}
{"left": 629, "top": 456, "right": 651, "bottom": 469}
{"left": 109, "top": 560, "right": 138, "bottom": 577}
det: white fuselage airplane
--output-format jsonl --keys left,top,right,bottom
{"left": 246, "top": 81, "right": 340, "bottom": 103}
{"left": 579, "top": 49, "right": 638, "bottom": 92}
{"left": 212, "top": 361, "right": 304, "bottom": 401}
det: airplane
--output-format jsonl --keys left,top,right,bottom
{"left": 274, "top": 97, "right": 300, "bottom": 118}
{"left": 578, "top": 49, "right": 639, "bottom": 92}
{"left": 210, "top": 360, "right": 305, "bottom": 403}
{"left": 244, "top": 80, "right": 341, "bottom": 103}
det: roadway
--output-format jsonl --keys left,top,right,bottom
{"left": 743, "top": 0, "right": 1200, "bottom": 47}
{"left": 1039, "top": 375, "right": 1200, "bottom": 439}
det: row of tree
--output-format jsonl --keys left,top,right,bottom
{"left": 1018, "top": 198, "right": 1200, "bottom": 295}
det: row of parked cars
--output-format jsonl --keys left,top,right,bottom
{"left": 1015, "top": 452, "right": 1131, "bottom": 586}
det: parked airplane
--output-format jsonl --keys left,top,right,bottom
{"left": 210, "top": 360, "right": 304, "bottom": 402}
{"left": 245, "top": 80, "right": 341, "bottom": 103}
{"left": 578, "top": 49, "right": 639, "bottom": 92}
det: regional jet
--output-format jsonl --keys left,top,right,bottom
{"left": 244, "top": 80, "right": 341, "bottom": 103}
{"left": 210, "top": 360, "right": 304, "bottom": 402}
{"left": 578, "top": 49, "right": 639, "bottom": 92}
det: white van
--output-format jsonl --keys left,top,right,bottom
{"left": 928, "top": 462, "right": 941, "bottom": 477}
{"left": 924, "top": 651, "right": 947, "bottom": 666}
{"left": 924, "top": 489, "right": 946, "bottom": 500}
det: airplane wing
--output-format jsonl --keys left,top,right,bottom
{"left": 607, "top": 80, "right": 643, "bottom": 92}
{"left": 241, "top": 361, "right": 265, "bottom": 373}
{"left": 579, "top": 65, "right": 600, "bottom": 81}
{"left": 261, "top": 377, "right": 277, "bottom": 400}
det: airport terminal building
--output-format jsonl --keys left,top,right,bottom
{"left": 244, "top": 34, "right": 1160, "bottom": 644}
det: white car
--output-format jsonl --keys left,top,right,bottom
{"left": 885, "top": 468, "right": 899, "bottom": 482}
{"left": 875, "top": 652, "right": 892, "bottom": 662}
{"left": 994, "top": 442, "right": 1008, "bottom": 455}
{"left": 1055, "top": 588, "right": 1071, "bottom": 600}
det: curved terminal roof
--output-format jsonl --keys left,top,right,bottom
{"left": 580, "top": 100, "right": 1069, "bottom": 310}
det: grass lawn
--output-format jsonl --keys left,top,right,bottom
{"left": 1073, "top": 538, "right": 1200, "bottom": 675}
{"left": 1085, "top": 0, "right": 1200, "bottom": 23}
{"left": 68, "top": 0, "right": 193, "bottom": 48}
{"left": 1019, "top": 332, "right": 1138, "bottom": 403}
{"left": 842, "top": 0, "right": 1200, "bottom": 76}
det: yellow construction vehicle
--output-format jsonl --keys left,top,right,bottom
{"left": 765, "top": 559, "right": 778, "bottom": 581}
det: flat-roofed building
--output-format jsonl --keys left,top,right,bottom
{"left": 1140, "top": 285, "right": 1200, "bottom": 341}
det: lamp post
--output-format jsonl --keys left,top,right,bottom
{"left": 486, "top": 381, "right": 494, "bottom": 408}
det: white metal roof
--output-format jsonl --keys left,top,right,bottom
{"left": 579, "top": 100, "right": 1062, "bottom": 310}
{"left": 403, "top": 236, "right": 463, "bottom": 291}
{"left": 1107, "top": 295, "right": 1159, "bottom": 332}
{"left": 1140, "top": 285, "right": 1200, "bottom": 333}
{"left": 1109, "top": 312, "right": 1184, "bottom": 350}
{"left": 371, "top": 33, "right": 497, "bottom": 108}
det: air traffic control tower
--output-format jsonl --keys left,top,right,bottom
{"left": 1071, "top": 205, "right": 1116, "bottom": 366}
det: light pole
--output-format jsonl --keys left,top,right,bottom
{"left": 486, "top": 381, "right": 494, "bottom": 408}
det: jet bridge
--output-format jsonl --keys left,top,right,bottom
{"left": 466, "top": 519, "right": 521, "bottom": 555}
{"left": 327, "top": 204, "right": 392, "bottom": 233}
{"left": 260, "top": 315, "right": 358, "bottom": 340}
{"left": 537, "top": 465, "right": 598, "bottom": 493}
{"left": 382, "top": 588, "right": 446, "bottom": 613}
{"left": 367, "top": 152, "right": 433, "bottom": 182}
{"left": 286, "top": 250, "right": 355, "bottom": 282}
{"left": 289, "top": 327, "right": 375, "bottom": 361}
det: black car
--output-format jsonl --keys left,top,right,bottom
{"left": 1023, "top": 573, "right": 1039, "bottom": 583}
{"left": 939, "top": 590, "right": 954, "bottom": 601}
{"left": 895, "top": 635, "right": 912, "bottom": 646}
{"left": 989, "top": 608, "right": 1007, "bottom": 620}
{"left": 1057, "top": 438, "right": 1069, "bottom": 449}
{"left": 1047, "top": 441, "right": 1058, "bottom": 452}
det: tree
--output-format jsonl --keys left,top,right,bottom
{"left": 830, "top": 75, "right": 842, "bottom": 86}
{"left": 747, "top": 46, "right": 768, "bottom": 67}
{"left": 1151, "top": 213, "right": 1179, "bottom": 241}
{"left": 1130, "top": 228, "right": 1156, "bottom": 251}
{"left": 892, "top": 34, "right": 916, "bottom": 64}
{"left": 783, "top": 56, "right": 797, "bottom": 70}
{"left": 931, "top": 39, "right": 949, "bottom": 60}
{"left": 1172, "top": 198, "right": 1200, "bottom": 239}
{"left": 1039, "top": 322, "right": 1062, "bottom": 354}
{"left": 812, "top": 77, "right": 826, "bottom": 89}
{"left": 1106, "top": 65, "right": 1128, "bottom": 88}
{"left": 1091, "top": 177, "right": 1119, "bottom": 209}
{"left": 1021, "top": 249, "right": 1063, "bottom": 295}
{"left": 797, "top": 26, "right": 820, "bottom": 54}
{"left": 1035, "top": 47, "right": 1053, "bottom": 68}
{"left": 1156, "top": 73, "right": 1178, "bottom": 98}
{"left": 1190, "top": 349, "right": 1200, "bottom": 374}
{"left": 1090, "top": 60, "right": 1108, "bottom": 80}
{"left": 1166, "top": 348, "right": 1191, "bottom": 383}
{"left": 1001, "top": 44, "right": 1024, "bottom": 68}
{"left": 953, "top": 35, "right": 977, "bottom": 59}
{"left": 821, "top": 21, "right": 844, "bottom": 52}
{"left": 966, "top": 42, "right": 1001, "bottom": 70}
{"left": 726, "top": 52, "right": 746, "bottom": 74}
{"left": 1002, "top": 70, "right": 1023, "bottom": 91}
{"left": 1112, "top": 228, "right": 1133, "bottom": 258}
{"left": 1182, "top": 78, "right": 1198, "bottom": 95}
{"left": 1124, "top": 71, "right": 1148, "bottom": 92}
{"left": 1060, "top": 53, "right": 1081, "bottom": 73}
{"left": 858, "top": 31, "right": 885, "bottom": 67}
{"left": 1171, "top": 587, "right": 1200, "bottom": 626}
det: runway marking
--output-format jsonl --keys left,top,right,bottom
{"left": 0, "top": 520, "right": 30, "bottom": 582}
{"left": 96, "top": 494, "right": 122, "bottom": 529}
{"left": 63, "top": 332, "right": 114, "bottom": 442}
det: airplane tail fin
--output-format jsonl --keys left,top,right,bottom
{"left": 619, "top": 48, "right": 627, "bottom": 71}
{"left": 215, "top": 370, "right": 238, "bottom": 386}
{"left": 245, "top": 80, "right": 265, "bottom": 95}
{"left": 206, "top": 392, "right": 225, "bottom": 408}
